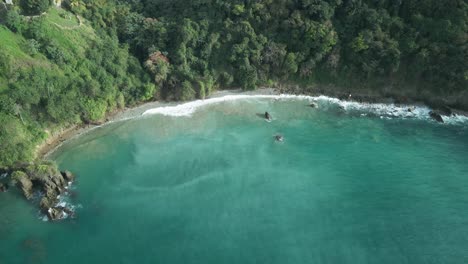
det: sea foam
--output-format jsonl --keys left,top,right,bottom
{"left": 142, "top": 94, "right": 468, "bottom": 125}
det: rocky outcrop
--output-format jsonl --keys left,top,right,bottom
{"left": 46, "top": 206, "right": 75, "bottom": 220}
{"left": 429, "top": 111, "right": 444, "bottom": 123}
{"left": 11, "top": 162, "right": 76, "bottom": 221}
{"left": 12, "top": 171, "right": 34, "bottom": 199}
{"left": 47, "top": 207, "right": 65, "bottom": 221}
{"left": 0, "top": 182, "right": 8, "bottom": 192}
{"left": 61, "top": 170, "right": 75, "bottom": 182}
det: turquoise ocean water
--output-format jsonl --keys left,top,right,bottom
{"left": 1, "top": 97, "right": 468, "bottom": 264}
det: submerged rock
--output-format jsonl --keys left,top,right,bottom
{"left": 0, "top": 182, "right": 8, "bottom": 192}
{"left": 429, "top": 111, "right": 444, "bottom": 123}
{"left": 22, "top": 237, "right": 47, "bottom": 263}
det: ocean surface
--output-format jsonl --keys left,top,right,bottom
{"left": 1, "top": 96, "right": 468, "bottom": 264}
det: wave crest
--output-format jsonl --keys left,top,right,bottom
{"left": 142, "top": 94, "right": 468, "bottom": 125}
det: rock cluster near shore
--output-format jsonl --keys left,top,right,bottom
{"left": 275, "top": 86, "right": 458, "bottom": 123}
{"left": 10, "top": 162, "right": 75, "bottom": 221}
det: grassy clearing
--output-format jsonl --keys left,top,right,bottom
{"left": 48, "top": 7, "right": 80, "bottom": 28}
{"left": 0, "top": 26, "right": 30, "bottom": 59}
{"left": 42, "top": 8, "right": 96, "bottom": 57}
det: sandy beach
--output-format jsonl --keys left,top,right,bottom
{"left": 37, "top": 88, "right": 278, "bottom": 159}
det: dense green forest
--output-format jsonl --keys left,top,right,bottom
{"left": 0, "top": 0, "right": 467, "bottom": 169}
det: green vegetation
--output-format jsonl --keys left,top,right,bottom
{"left": 0, "top": 1, "right": 467, "bottom": 169}
{"left": 20, "top": 0, "right": 51, "bottom": 16}
{"left": 0, "top": 4, "right": 154, "bottom": 168}
{"left": 107, "top": 0, "right": 467, "bottom": 100}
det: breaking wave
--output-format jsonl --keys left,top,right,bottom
{"left": 142, "top": 94, "right": 468, "bottom": 125}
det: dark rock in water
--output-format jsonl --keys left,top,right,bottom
{"left": 429, "top": 111, "right": 444, "bottom": 123}
{"left": 61, "top": 170, "right": 75, "bottom": 182}
{"left": 47, "top": 207, "right": 65, "bottom": 221}
{"left": 407, "top": 106, "right": 416, "bottom": 113}
{"left": 47, "top": 206, "right": 75, "bottom": 220}
{"left": 0, "top": 182, "right": 8, "bottom": 192}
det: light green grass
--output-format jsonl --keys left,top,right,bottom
{"left": 48, "top": 7, "right": 80, "bottom": 28}
{"left": 0, "top": 25, "right": 30, "bottom": 59}
{"left": 42, "top": 8, "right": 96, "bottom": 57}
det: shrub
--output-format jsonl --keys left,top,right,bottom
{"left": 180, "top": 81, "right": 195, "bottom": 101}
{"left": 26, "top": 39, "right": 41, "bottom": 55}
{"left": 6, "top": 9, "right": 25, "bottom": 33}
{"left": 81, "top": 99, "right": 107, "bottom": 123}
{"left": 11, "top": 170, "right": 28, "bottom": 181}
{"left": 20, "top": 0, "right": 51, "bottom": 16}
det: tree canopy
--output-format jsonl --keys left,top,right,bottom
{"left": 0, "top": 0, "right": 467, "bottom": 168}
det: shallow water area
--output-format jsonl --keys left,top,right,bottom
{"left": 1, "top": 97, "right": 468, "bottom": 264}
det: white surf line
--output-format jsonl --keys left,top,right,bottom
{"left": 141, "top": 94, "right": 468, "bottom": 125}
{"left": 142, "top": 94, "right": 304, "bottom": 117}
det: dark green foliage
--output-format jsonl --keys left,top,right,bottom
{"left": 0, "top": 113, "right": 44, "bottom": 167}
{"left": 180, "top": 80, "right": 196, "bottom": 101}
{"left": 0, "top": 7, "right": 153, "bottom": 167}
{"left": 96, "top": 0, "right": 465, "bottom": 98}
{"left": 0, "top": 0, "right": 467, "bottom": 168}
{"left": 20, "top": 0, "right": 51, "bottom": 16}
{"left": 6, "top": 9, "right": 26, "bottom": 33}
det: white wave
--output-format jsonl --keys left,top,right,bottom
{"left": 141, "top": 94, "right": 468, "bottom": 125}
{"left": 142, "top": 94, "right": 312, "bottom": 117}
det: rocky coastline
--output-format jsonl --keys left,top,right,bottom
{"left": 1, "top": 87, "right": 465, "bottom": 222}
{"left": 6, "top": 162, "right": 76, "bottom": 221}
{"left": 274, "top": 85, "right": 467, "bottom": 123}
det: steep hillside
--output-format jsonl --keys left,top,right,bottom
{"left": 0, "top": 5, "right": 154, "bottom": 168}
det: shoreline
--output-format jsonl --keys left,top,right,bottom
{"left": 37, "top": 87, "right": 467, "bottom": 159}
{"left": 37, "top": 88, "right": 278, "bottom": 159}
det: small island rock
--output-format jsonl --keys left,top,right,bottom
{"left": 429, "top": 111, "right": 444, "bottom": 123}
{"left": 0, "top": 183, "right": 8, "bottom": 192}
{"left": 47, "top": 207, "right": 65, "bottom": 221}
